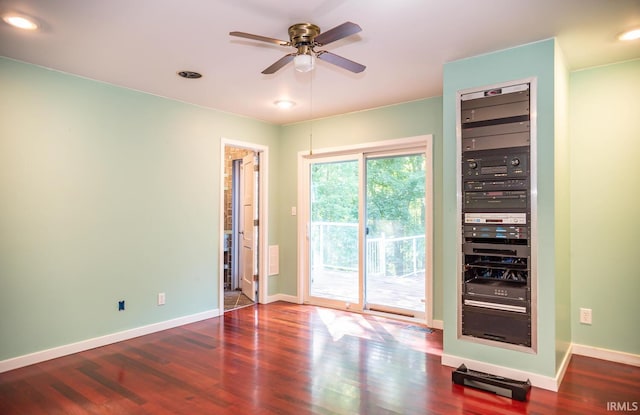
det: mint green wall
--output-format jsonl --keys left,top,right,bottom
{"left": 278, "top": 99, "right": 444, "bottom": 319}
{"left": 569, "top": 59, "right": 640, "bottom": 355}
{"left": 443, "top": 39, "right": 563, "bottom": 377}
{"left": 554, "top": 45, "right": 572, "bottom": 371}
{"left": 2, "top": 47, "right": 638, "bottom": 367}
{"left": 0, "top": 57, "right": 280, "bottom": 360}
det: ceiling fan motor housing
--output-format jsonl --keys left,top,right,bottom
{"left": 288, "top": 23, "right": 320, "bottom": 48}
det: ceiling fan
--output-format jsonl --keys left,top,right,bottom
{"left": 229, "top": 21, "right": 366, "bottom": 74}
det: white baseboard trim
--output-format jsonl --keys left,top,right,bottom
{"left": 265, "top": 293, "right": 301, "bottom": 304}
{"left": 572, "top": 343, "right": 640, "bottom": 367}
{"left": 0, "top": 309, "right": 220, "bottom": 374}
{"left": 441, "top": 342, "right": 638, "bottom": 392}
{"left": 430, "top": 319, "right": 443, "bottom": 330}
{"left": 556, "top": 343, "right": 573, "bottom": 388}
{"left": 441, "top": 353, "right": 562, "bottom": 392}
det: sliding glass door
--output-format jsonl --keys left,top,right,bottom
{"left": 365, "top": 153, "right": 426, "bottom": 314}
{"left": 302, "top": 141, "right": 430, "bottom": 320}
{"left": 308, "top": 156, "right": 361, "bottom": 306}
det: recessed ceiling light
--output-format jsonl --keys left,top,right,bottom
{"left": 2, "top": 14, "right": 38, "bottom": 30}
{"left": 177, "top": 70, "right": 202, "bottom": 79}
{"left": 618, "top": 28, "right": 640, "bottom": 41}
{"left": 274, "top": 100, "right": 296, "bottom": 109}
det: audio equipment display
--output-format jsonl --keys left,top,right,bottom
{"left": 459, "top": 82, "right": 533, "bottom": 348}
{"left": 465, "top": 279, "right": 528, "bottom": 302}
{"left": 462, "top": 121, "right": 530, "bottom": 152}
{"left": 464, "top": 224, "right": 529, "bottom": 240}
{"left": 464, "top": 212, "right": 526, "bottom": 224}
{"left": 463, "top": 149, "right": 529, "bottom": 180}
{"left": 464, "top": 179, "right": 528, "bottom": 191}
{"left": 464, "top": 190, "right": 528, "bottom": 211}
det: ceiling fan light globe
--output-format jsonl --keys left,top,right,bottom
{"left": 294, "top": 54, "right": 315, "bottom": 72}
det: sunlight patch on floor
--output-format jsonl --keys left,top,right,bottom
{"left": 315, "top": 308, "right": 440, "bottom": 356}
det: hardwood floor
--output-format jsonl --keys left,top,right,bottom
{"left": 1, "top": 302, "right": 638, "bottom": 414}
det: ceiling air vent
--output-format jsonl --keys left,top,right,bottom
{"left": 177, "top": 71, "right": 202, "bottom": 79}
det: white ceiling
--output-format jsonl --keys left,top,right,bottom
{"left": 1, "top": 0, "right": 639, "bottom": 125}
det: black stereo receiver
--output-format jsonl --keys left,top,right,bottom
{"left": 463, "top": 148, "right": 528, "bottom": 180}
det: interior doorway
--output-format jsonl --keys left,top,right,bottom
{"left": 222, "top": 144, "right": 260, "bottom": 311}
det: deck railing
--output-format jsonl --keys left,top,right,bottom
{"left": 310, "top": 221, "right": 425, "bottom": 278}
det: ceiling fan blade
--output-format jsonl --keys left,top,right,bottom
{"left": 314, "top": 21, "right": 362, "bottom": 46}
{"left": 316, "top": 51, "right": 366, "bottom": 73}
{"left": 262, "top": 54, "right": 296, "bottom": 74}
{"left": 229, "top": 31, "right": 290, "bottom": 46}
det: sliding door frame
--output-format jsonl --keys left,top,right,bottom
{"left": 302, "top": 152, "right": 364, "bottom": 311}
{"left": 297, "top": 135, "right": 434, "bottom": 325}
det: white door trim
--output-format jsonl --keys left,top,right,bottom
{"left": 220, "top": 138, "right": 269, "bottom": 309}
{"left": 239, "top": 153, "right": 258, "bottom": 301}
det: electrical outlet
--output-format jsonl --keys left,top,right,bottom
{"left": 158, "top": 292, "right": 166, "bottom": 306}
{"left": 579, "top": 307, "right": 592, "bottom": 325}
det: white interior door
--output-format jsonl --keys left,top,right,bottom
{"left": 240, "top": 153, "right": 258, "bottom": 301}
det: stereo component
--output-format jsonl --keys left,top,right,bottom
{"left": 465, "top": 280, "right": 528, "bottom": 302}
{"left": 464, "top": 212, "right": 526, "bottom": 225}
{"left": 460, "top": 83, "right": 530, "bottom": 101}
{"left": 464, "top": 190, "right": 528, "bottom": 211}
{"left": 463, "top": 242, "right": 529, "bottom": 257}
{"left": 464, "top": 179, "right": 528, "bottom": 191}
{"left": 462, "top": 305, "right": 532, "bottom": 347}
{"left": 459, "top": 82, "right": 533, "bottom": 348}
{"left": 464, "top": 299, "right": 527, "bottom": 313}
{"left": 464, "top": 224, "right": 529, "bottom": 240}
{"left": 462, "top": 121, "right": 530, "bottom": 151}
{"left": 461, "top": 93, "right": 529, "bottom": 126}
{"left": 463, "top": 149, "right": 529, "bottom": 180}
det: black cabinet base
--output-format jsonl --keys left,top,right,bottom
{"left": 462, "top": 305, "right": 531, "bottom": 347}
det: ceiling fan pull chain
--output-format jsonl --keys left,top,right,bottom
{"left": 309, "top": 73, "right": 313, "bottom": 155}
